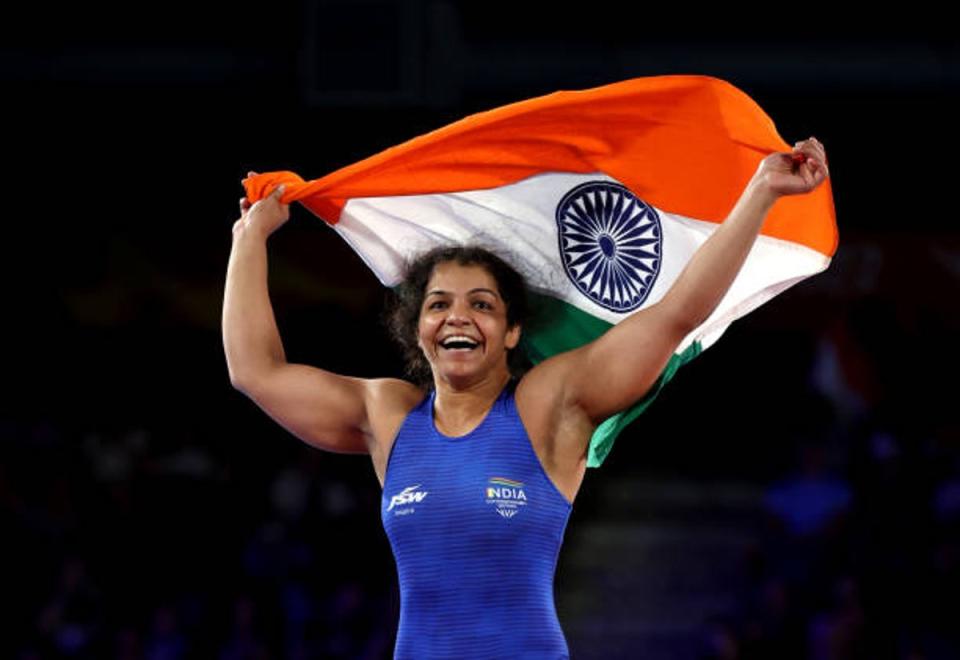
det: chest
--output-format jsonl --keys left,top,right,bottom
{"left": 381, "top": 416, "right": 570, "bottom": 548}
{"left": 381, "top": 461, "right": 568, "bottom": 568}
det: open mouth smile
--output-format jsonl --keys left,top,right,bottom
{"left": 439, "top": 335, "right": 481, "bottom": 352}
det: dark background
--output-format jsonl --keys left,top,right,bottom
{"left": 3, "top": 2, "right": 959, "bottom": 658}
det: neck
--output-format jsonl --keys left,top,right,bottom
{"left": 431, "top": 369, "right": 512, "bottom": 435}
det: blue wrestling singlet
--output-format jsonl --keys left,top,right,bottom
{"left": 381, "top": 380, "right": 573, "bottom": 659}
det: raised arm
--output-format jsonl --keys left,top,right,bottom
{"left": 223, "top": 179, "right": 372, "bottom": 454}
{"left": 564, "top": 137, "right": 830, "bottom": 423}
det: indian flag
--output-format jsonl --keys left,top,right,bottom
{"left": 243, "top": 75, "right": 838, "bottom": 468}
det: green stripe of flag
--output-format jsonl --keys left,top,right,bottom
{"left": 524, "top": 293, "right": 702, "bottom": 467}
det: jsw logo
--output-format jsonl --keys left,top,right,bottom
{"left": 388, "top": 485, "right": 428, "bottom": 511}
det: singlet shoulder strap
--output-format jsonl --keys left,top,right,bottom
{"left": 490, "top": 379, "right": 525, "bottom": 436}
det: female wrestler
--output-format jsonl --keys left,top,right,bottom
{"left": 223, "top": 138, "right": 829, "bottom": 658}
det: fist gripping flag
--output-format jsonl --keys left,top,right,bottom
{"left": 244, "top": 75, "right": 838, "bottom": 467}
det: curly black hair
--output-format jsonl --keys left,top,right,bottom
{"left": 385, "top": 246, "right": 531, "bottom": 387}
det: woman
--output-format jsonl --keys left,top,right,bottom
{"left": 223, "top": 138, "right": 829, "bottom": 658}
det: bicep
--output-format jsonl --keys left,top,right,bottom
{"left": 235, "top": 363, "right": 371, "bottom": 454}
{"left": 567, "top": 301, "right": 690, "bottom": 423}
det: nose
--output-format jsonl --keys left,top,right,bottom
{"left": 444, "top": 299, "right": 472, "bottom": 325}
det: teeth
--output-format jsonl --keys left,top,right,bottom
{"left": 441, "top": 335, "right": 479, "bottom": 349}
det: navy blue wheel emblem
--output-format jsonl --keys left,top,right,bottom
{"left": 556, "top": 181, "right": 662, "bottom": 312}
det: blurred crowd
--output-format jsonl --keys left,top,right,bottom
{"left": 2, "top": 421, "right": 398, "bottom": 659}
{"left": 697, "top": 296, "right": 960, "bottom": 659}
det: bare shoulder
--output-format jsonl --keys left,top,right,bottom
{"left": 361, "top": 377, "right": 425, "bottom": 439}
{"left": 362, "top": 378, "right": 426, "bottom": 487}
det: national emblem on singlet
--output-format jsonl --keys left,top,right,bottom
{"left": 485, "top": 477, "right": 527, "bottom": 519}
{"left": 556, "top": 180, "right": 662, "bottom": 312}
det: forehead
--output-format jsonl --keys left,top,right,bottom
{"left": 425, "top": 262, "right": 500, "bottom": 294}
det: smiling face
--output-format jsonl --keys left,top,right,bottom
{"left": 417, "top": 261, "right": 521, "bottom": 388}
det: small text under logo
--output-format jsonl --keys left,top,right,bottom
{"left": 388, "top": 484, "right": 428, "bottom": 515}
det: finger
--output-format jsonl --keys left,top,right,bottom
{"left": 805, "top": 158, "right": 828, "bottom": 186}
{"left": 808, "top": 139, "right": 826, "bottom": 163}
{"left": 794, "top": 142, "right": 824, "bottom": 168}
{"left": 815, "top": 159, "right": 829, "bottom": 180}
{"left": 797, "top": 138, "right": 826, "bottom": 164}
{"left": 247, "top": 170, "right": 259, "bottom": 177}
{"left": 799, "top": 161, "right": 815, "bottom": 189}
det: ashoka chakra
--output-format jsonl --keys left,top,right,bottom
{"left": 555, "top": 181, "right": 662, "bottom": 313}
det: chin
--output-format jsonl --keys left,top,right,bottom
{"left": 437, "top": 362, "right": 486, "bottom": 382}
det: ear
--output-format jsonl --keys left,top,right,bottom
{"left": 505, "top": 324, "right": 522, "bottom": 350}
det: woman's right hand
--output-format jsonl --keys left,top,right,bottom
{"left": 233, "top": 171, "right": 290, "bottom": 239}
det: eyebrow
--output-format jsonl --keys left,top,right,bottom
{"left": 425, "top": 288, "right": 500, "bottom": 298}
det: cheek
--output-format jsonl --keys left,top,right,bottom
{"left": 416, "top": 318, "right": 435, "bottom": 349}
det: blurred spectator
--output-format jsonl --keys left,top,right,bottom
{"left": 806, "top": 575, "right": 865, "bottom": 660}
{"left": 699, "top": 615, "right": 740, "bottom": 659}
{"left": 35, "top": 555, "right": 103, "bottom": 657}
{"left": 739, "top": 575, "right": 805, "bottom": 659}
{"left": 219, "top": 594, "right": 272, "bottom": 660}
{"left": 144, "top": 604, "right": 187, "bottom": 660}
{"left": 114, "top": 625, "right": 143, "bottom": 660}
{"left": 764, "top": 442, "right": 852, "bottom": 539}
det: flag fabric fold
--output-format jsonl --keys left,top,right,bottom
{"left": 244, "top": 75, "right": 837, "bottom": 467}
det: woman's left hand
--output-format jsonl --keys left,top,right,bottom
{"left": 756, "top": 137, "right": 830, "bottom": 198}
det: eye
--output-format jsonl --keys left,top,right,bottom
{"left": 473, "top": 300, "right": 493, "bottom": 310}
{"left": 428, "top": 300, "right": 447, "bottom": 310}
